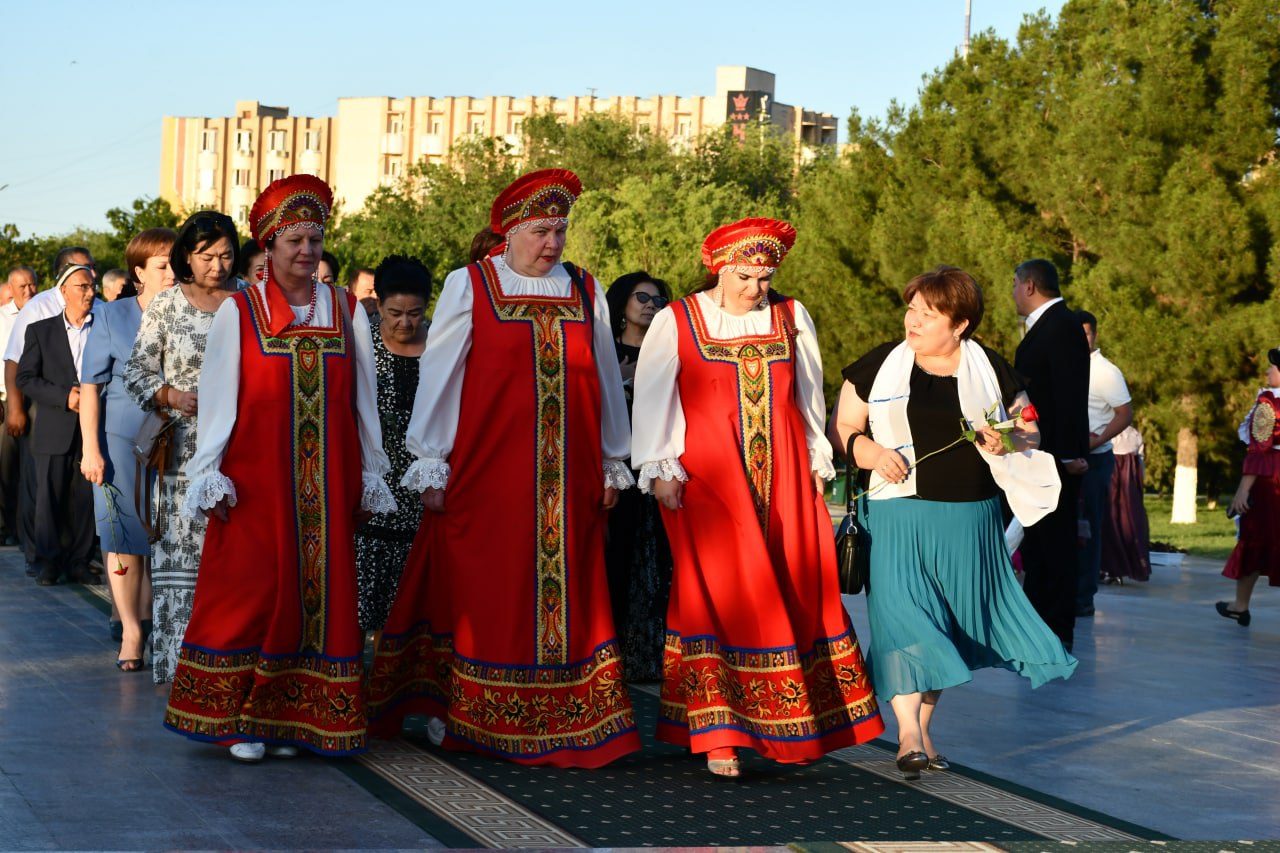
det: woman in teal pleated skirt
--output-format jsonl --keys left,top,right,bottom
{"left": 834, "top": 266, "right": 1076, "bottom": 779}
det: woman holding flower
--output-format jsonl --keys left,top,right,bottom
{"left": 833, "top": 265, "right": 1076, "bottom": 780}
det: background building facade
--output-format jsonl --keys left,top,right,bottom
{"left": 159, "top": 67, "right": 836, "bottom": 228}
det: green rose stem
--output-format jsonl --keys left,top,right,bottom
{"left": 99, "top": 482, "right": 129, "bottom": 575}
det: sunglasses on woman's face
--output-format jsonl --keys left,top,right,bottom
{"left": 633, "top": 292, "right": 669, "bottom": 307}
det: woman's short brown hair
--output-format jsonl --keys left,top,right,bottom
{"left": 125, "top": 228, "right": 178, "bottom": 284}
{"left": 902, "top": 265, "right": 984, "bottom": 339}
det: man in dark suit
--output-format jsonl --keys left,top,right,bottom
{"left": 1012, "top": 258, "right": 1091, "bottom": 651}
{"left": 16, "top": 264, "right": 97, "bottom": 586}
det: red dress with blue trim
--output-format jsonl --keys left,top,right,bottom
{"left": 1224, "top": 390, "right": 1280, "bottom": 585}
{"left": 367, "top": 258, "right": 640, "bottom": 767}
{"left": 163, "top": 284, "right": 367, "bottom": 755}
{"left": 657, "top": 294, "right": 883, "bottom": 760}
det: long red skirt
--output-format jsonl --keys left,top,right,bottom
{"left": 1223, "top": 472, "right": 1280, "bottom": 586}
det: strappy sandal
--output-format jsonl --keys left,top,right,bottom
{"left": 115, "top": 659, "right": 145, "bottom": 673}
{"left": 706, "top": 748, "right": 741, "bottom": 778}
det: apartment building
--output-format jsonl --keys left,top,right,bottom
{"left": 159, "top": 67, "right": 837, "bottom": 228}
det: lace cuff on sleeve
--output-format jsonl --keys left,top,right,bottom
{"left": 637, "top": 458, "right": 688, "bottom": 494}
{"left": 180, "top": 471, "right": 237, "bottom": 520}
{"left": 604, "top": 459, "right": 636, "bottom": 490}
{"left": 810, "top": 447, "right": 837, "bottom": 481}
{"left": 401, "top": 457, "right": 450, "bottom": 493}
{"left": 362, "top": 472, "right": 398, "bottom": 514}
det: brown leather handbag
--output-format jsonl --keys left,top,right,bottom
{"left": 132, "top": 409, "right": 177, "bottom": 543}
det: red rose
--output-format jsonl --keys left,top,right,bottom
{"left": 1019, "top": 403, "right": 1040, "bottom": 423}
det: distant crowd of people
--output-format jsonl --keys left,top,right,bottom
{"left": 4, "top": 166, "right": 1270, "bottom": 779}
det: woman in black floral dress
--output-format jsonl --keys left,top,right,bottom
{"left": 355, "top": 255, "right": 432, "bottom": 630}
{"left": 604, "top": 271, "right": 675, "bottom": 681}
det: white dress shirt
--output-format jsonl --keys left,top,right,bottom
{"left": 61, "top": 311, "right": 93, "bottom": 379}
{"left": 0, "top": 302, "right": 19, "bottom": 397}
{"left": 1022, "top": 296, "right": 1064, "bottom": 333}
{"left": 1086, "top": 349, "right": 1131, "bottom": 454}
{"left": 630, "top": 291, "right": 835, "bottom": 492}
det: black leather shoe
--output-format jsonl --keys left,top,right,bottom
{"left": 927, "top": 754, "right": 951, "bottom": 771}
{"left": 35, "top": 567, "right": 59, "bottom": 586}
{"left": 24, "top": 562, "right": 38, "bottom": 577}
{"left": 896, "top": 750, "right": 929, "bottom": 780}
{"left": 1216, "top": 601, "right": 1251, "bottom": 627}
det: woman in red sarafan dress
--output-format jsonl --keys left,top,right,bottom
{"left": 631, "top": 218, "right": 883, "bottom": 778}
{"left": 164, "top": 176, "right": 398, "bottom": 762}
{"left": 367, "top": 169, "right": 641, "bottom": 768}
{"left": 1218, "top": 349, "right": 1280, "bottom": 628}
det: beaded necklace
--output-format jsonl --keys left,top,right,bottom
{"left": 288, "top": 280, "right": 319, "bottom": 328}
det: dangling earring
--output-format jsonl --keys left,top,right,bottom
{"left": 262, "top": 250, "right": 272, "bottom": 285}
{"left": 717, "top": 285, "right": 726, "bottom": 308}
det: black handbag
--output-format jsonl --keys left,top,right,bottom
{"left": 834, "top": 432, "right": 870, "bottom": 595}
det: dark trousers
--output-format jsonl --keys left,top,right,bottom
{"left": 1021, "top": 463, "right": 1083, "bottom": 649}
{"left": 0, "top": 403, "right": 17, "bottom": 540}
{"left": 32, "top": 441, "right": 95, "bottom": 577}
{"left": 15, "top": 431, "right": 38, "bottom": 563}
{"left": 1077, "top": 450, "right": 1115, "bottom": 613}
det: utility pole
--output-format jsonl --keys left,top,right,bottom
{"left": 962, "top": 0, "right": 972, "bottom": 60}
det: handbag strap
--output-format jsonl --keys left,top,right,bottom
{"left": 844, "top": 431, "right": 859, "bottom": 514}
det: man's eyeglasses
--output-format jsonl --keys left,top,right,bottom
{"left": 633, "top": 292, "right": 669, "bottom": 308}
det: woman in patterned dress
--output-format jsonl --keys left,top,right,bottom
{"left": 167, "top": 175, "right": 395, "bottom": 762}
{"left": 631, "top": 218, "right": 883, "bottom": 778}
{"left": 123, "top": 212, "right": 241, "bottom": 684}
{"left": 368, "top": 169, "right": 641, "bottom": 768}
{"left": 354, "top": 255, "right": 432, "bottom": 631}
{"left": 1218, "top": 348, "right": 1280, "bottom": 627}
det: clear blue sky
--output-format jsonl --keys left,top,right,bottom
{"left": 0, "top": 0, "right": 1063, "bottom": 238}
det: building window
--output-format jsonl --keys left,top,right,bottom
{"left": 200, "top": 130, "right": 217, "bottom": 152}
{"left": 236, "top": 205, "right": 250, "bottom": 223}
{"left": 232, "top": 169, "right": 251, "bottom": 188}
{"left": 390, "top": 116, "right": 403, "bottom": 135}
{"left": 268, "top": 130, "right": 287, "bottom": 151}
{"left": 234, "top": 130, "right": 252, "bottom": 151}
{"left": 268, "top": 168, "right": 286, "bottom": 183}
{"left": 678, "top": 119, "right": 690, "bottom": 138}
{"left": 303, "top": 130, "right": 321, "bottom": 151}
{"left": 384, "top": 159, "right": 402, "bottom": 177}
{"left": 471, "top": 119, "right": 485, "bottom": 134}
{"left": 430, "top": 120, "right": 441, "bottom": 135}
{"left": 510, "top": 118, "right": 523, "bottom": 134}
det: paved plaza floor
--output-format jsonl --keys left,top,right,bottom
{"left": 0, "top": 541, "right": 1276, "bottom": 849}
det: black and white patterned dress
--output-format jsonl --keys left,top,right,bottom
{"left": 354, "top": 328, "right": 422, "bottom": 630}
{"left": 122, "top": 286, "right": 219, "bottom": 683}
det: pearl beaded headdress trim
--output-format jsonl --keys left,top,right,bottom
{"left": 701, "top": 217, "right": 797, "bottom": 274}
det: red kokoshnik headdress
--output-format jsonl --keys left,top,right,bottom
{"left": 490, "top": 169, "right": 582, "bottom": 236}
{"left": 701, "top": 217, "right": 797, "bottom": 274}
{"left": 250, "top": 174, "right": 334, "bottom": 248}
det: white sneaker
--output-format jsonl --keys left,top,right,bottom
{"left": 229, "top": 742, "right": 265, "bottom": 762}
{"left": 426, "top": 716, "right": 446, "bottom": 746}
{"left": 266, "top": 745, "right": 300, "bottom": 758}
